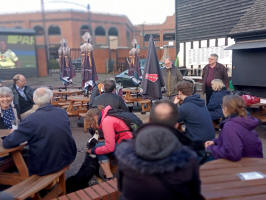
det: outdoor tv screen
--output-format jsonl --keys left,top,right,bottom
{"left": 0, "top": 34, "right": 36, "bottom": 69}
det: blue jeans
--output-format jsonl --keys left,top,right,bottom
{"left": 95, "top": 141, "right": 115, "bottom": 162}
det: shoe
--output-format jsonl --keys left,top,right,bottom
{"left": 102, "top": 175, "right": 114, "bottom": 182}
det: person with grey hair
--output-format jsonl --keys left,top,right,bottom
{"left": 207, "top": 79, "right": 231, "bottom": 121}
{"left": 3, "top": 87, "right": 77, "bottom": 176}
{"left": 161, "top": 58, "right": 183, "bottom": 102}
{"left": 11, "top": 74, "right": 35, "bottom": 119}
{"left": 0, "top": 86, "right": 19, "bottom": 129}
{"left": 202, "top": 54, "right": 229, "bottom": 104}
{"left": 33, "top": 87, "right": 53, "bottom": 106}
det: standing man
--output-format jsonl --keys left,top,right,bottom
{"left": 202, "top": 54, "right": 229, "bottom": 104}
{"left": 161, "top": 58, "right": 183, "bottom": 102}
{"left": 11, "top": 74, "right": 34, "bottom": 119}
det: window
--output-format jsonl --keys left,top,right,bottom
{"left": 33, "top": 25, "right": 44, "bottom": 35}
{"left": 144, "top": 34, "right": 160, "bottom": 41}
{"left": 80, "top": 25, "right": 92, "bottom": 36}
{"left": 95, "top": 26, "right": 105, "bottom": 36}
{"left": 126, "top": 31, "right": 130, "bottom": 47}
{"left": 48, "top": 25, "right": 61, "bottom": 35}
{"left": 163, "top": 33, "right": 175, "bottom": 41}
{"left": 108, "top": 27, "right": 118, "bottom": 36}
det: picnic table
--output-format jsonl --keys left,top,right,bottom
{"left": 66, "top": 95, "right": 89, "bottom": 117}
{"left": 51, "top": 89, "right": 83, "bottom": 106}
{"left": 0, "top": 139, "right": 28, "bottom": 185}
{"left": 200, "top": 158, "right": 266, "bottom": 200}
{"left": 248, "top": 98, "right": 266, "bottom": 123}
{"left": 122, "top": 88, "right": 151, "bottom": 113}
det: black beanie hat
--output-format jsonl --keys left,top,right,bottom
{"left": 135, "top": 124, "right": 182, "bottom": 160}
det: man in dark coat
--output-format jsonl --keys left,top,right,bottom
{"left": 202, "top": 53, "right": 229, "bottom": 104}
{"left": 115, "top": 124, "right": 204, "bottom": 200}
{"left": 141, "top": 35, "right": 164, "bottom": 100}
{"left": 149, "top": 100, "right": 206, "bottom": 163}
{"left": 92, "top": 80, "right": 128, "bottom": 111}
{"left": 3, "top": 87, "right": 77, "bottom": 176}
{"left": 175, "top": 80, "right": 215, "bottom": 143}
{"left": 161, "top": 58, "right": 183, "bottom": 102}
{"left": 11, "top": 74, "right": 34, "bottom": 119}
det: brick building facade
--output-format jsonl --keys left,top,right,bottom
{"left": 0, "top": 10, "right": 175, "bottom": 76}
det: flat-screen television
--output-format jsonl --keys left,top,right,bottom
{"left": 0, "top": 34, "right": 36, "bottom": 69}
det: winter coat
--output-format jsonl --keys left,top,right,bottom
{"left": 202, "top": 63, "right": 229, "bottom": 93}
{"left": 11, "top": 84, "right": 34, "bottom": 118}
{"left": 161, "top": 65, "right": 183, "bottom": 97}
{"left": 91, "top": 106, "right": 133, "bottom": 155}
{"left": 92, "top": 92, "right": 128, "bottom": 111}
{"left": 115, "top": 140, "right": 204, "bottom": 200}
{"left": 207, "top": 88, "right": 231, "bottom": 120}
{"left": 178, "top": 94, "right": 215, "bottom": 142}
{"left": 207, "top": 116, "right": 263, "bottom": 161}
{"left": 3, "top": 104, "right": 77, "bottom": 175}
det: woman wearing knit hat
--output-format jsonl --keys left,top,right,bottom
{"left": 115, "top": 124, "right": 204, "bottom": 200}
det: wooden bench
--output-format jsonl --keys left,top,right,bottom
{"left": 53, "top": 178, "right": 119, "bottom": 200}
{"left": 4, "top": 166, "right": 68, "bottom": 200}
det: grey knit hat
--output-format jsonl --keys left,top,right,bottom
{"left": 135, "top": 124, "right": 182, "bottom": 160}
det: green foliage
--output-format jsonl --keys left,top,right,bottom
{"left": 48, "top": 59, "right": 59, "bottom": 69}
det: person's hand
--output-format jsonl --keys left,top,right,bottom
{"left": 173, "top": 96, "right": 180, "bottom": 104}
{"left": 205, "top": 141, "right": 214, "bottom": 149}
{"left": 87, "top": 149, "right": 92, "bottom": 154}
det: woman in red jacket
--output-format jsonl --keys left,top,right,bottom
{"left": 87, "top": 105, "right": 133, "bottom": 180}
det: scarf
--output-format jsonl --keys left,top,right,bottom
{"left": 2, "top": 106, "right": 15, "bottom": 129}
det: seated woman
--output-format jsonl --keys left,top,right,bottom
{"left": 207, "top": 79, "right": 230, "bottom": 121}
{"left": 115, "top": 124, "right": 204, "bottom": 200}
{"left": 86, "top": 105, "right": 133, "bottom": 180}
{"left": 205, "top": 95, "right": 263, "bottom": 161}
{"left": 0, "top": 87, "right": 19, "bottom": 129}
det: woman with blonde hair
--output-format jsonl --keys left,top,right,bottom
{"left": 207, "top": 79, "right": 230, "bottom": 120}
{"left": 205, "top": 95, "right": 263, "bottom": 161}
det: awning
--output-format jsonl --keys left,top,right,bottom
{"left": 225, "top": 40, "right": 266, "bottom": 50}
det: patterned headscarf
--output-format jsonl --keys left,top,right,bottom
{"left": 2, "top": 106, "right": 15, "bottom": 129}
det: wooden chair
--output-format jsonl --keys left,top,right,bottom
{"left": 4, "top": 166, "right": 68, "bottom": 200}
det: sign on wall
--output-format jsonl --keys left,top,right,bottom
{"left": 187, "top": 46, "right": 232, "bottom": 66}
{"left": 0, "top": 34, "right": 37, "bottom": 69}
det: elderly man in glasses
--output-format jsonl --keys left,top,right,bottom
{"left": 11, "top": 74, "right": 35, "bottom": 120}
{"left": 202, "top": 54, "right": 229, "bottom": 104}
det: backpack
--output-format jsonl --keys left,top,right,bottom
{"left": 106, "top": 109, "right": 143, "bottom": 134}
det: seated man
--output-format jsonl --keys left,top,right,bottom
{"left": 149, "top": 100, "right": 202, "bottom": 148}
{"left": 11, "top": 74, "right": 35, "bottom": 119}
{"left": 92, "top": 79, "right": 128, "bottom": 111}
{"left": 174, "top": 80, "right": 215, "bottom": 145}
{"left": 3, "top": 87, "right": 77, "bottom": 175}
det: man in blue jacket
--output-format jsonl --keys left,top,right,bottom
{"left": 3, "top": 87, "right": 77, "bottom": 176}
{"left": 174, "top": 80, "right": 215, "bottom": 143}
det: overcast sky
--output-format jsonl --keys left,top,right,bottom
{"left": 0, "top": 0, "right": 175, "bottom": 25}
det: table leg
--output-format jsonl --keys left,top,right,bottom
{"left": 11, "top": 151, "right": 29, "bottom": 178}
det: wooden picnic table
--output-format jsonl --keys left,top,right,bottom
{"left": 51, "top": 89, "right": 83, "bottom": 106}
{"left": 248, "top": 98, "right": 266, "bottom": 123}
{"left": 0, "top": 140, "right": 28, "bottom": 185}
{"left": 0, "top": 129, "right": 10, "bottom": 138}
{"left": 66, "top": 95, "right": 90, "bottom": 117}
{"left": 122, "top": 87, "right": 141, "bottom": 100}
{"left": 200, "top": 158, "right": 266, "bottom": 200}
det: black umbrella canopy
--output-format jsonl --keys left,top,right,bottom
{"left": 141, "top": 35, "right": 165, "bottom": 100}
